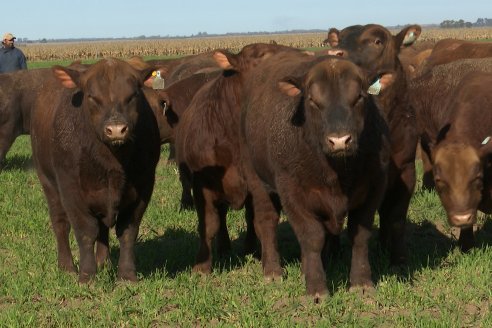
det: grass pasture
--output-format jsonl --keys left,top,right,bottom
{"left": 1, "top": 134, "right": 491, "bottom": 327}
{"left": 3, "top": 34, "right": 492, "bottom": 325}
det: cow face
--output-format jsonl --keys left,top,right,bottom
{"left": 433, "top": 143, "right": 484, "bottom": 227}
{"left": 333, "top": 24, "right": 421, "bottom": 73}
{"left": 53, "top": 58, "right": 154, "bottom": 147}
{"left": 278, "top": 58, "right": 393, "bottom": 158}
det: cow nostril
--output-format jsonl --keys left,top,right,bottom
{"left": 105, "top": 124, "right": 128, "bottom": 139}
{"left": 328, "top": 134, "right": 352, "bottom": 150}
{"left": 105, "top": 126, "right": 113, "bottom": 136}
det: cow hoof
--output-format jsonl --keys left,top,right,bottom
{"left": 264, "top": 273, "right": 283, "bottom": 283}
{"left": 192, "top": 263, "right": 212, "bottom": 275}
{"left": 349, "top": 284, "right": 375, "bottom": 297}
{"left": 78, "top": 272, "right": 94, "bottom": 284}
{"left": 118, "top": 271, "right": 138, "bottom": 282}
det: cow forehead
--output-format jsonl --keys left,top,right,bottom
{"left": 83, "top": 59, "right": 140, "bottom": 96}
{"left": 435, "top": 144, "right": 480, "bottom": 175}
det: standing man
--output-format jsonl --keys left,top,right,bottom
{"left": 0, "top": 32, "right": 27, "bottom": 73}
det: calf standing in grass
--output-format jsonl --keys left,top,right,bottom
{"left": 241, "top": 54, "right": 393, "bottom": 299}
{"left": 30, "top": 58, "right": 161, "bottom": 282}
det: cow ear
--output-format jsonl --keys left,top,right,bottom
{"left": 213, "top": 50, "right": 234, "bottom": 70}
{"left": 127, "top": 56, "right": 151, "bottom": 70}
{"left": 278, "top": 77, "right": 302, "bottom": 97}
{"left": 52, "top": 65, "right": 80, "bottom": 89}
{"left": 395, "top": 24, "right": 421, "bottom": 49}
{"left": 367, "top": 71, "right": 395, "bottom": 95}
{"left": 142, "top": 67, "right": 160, "bottom": 88}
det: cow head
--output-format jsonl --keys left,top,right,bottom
{"left": 278, "top": 57, "right": 393, "bottom": 158}
{"left": 432, "top": 139, "right": 492, "bottom": 227}
{"left": 213, "top": 42, "right": 303, "bottom": 73}
{"left": 330, "top": 24, "right": 421, "bottom": 73}
{"left": 52, "top": 58, "right": 155, "bottom": 148}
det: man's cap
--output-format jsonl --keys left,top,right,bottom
{"left": 3, "top": 33, "right": 16, "bottom": 41}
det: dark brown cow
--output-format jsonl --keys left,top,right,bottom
{"left": 411, "top": 58, "right": 492, "bottom": 250}
{"left": 241, "top": 54, "right": 393, "bottom": 299}
{"left": 30, "top": 58, "right": 161, "bottom": 283}
{"left": 147, "top": 51, "right": 220, "bottom": 86}
{"left": 331, "top": 24, "right": 421, "bottom": 265}
{"left": 174, "top": 43, "right": 303, "bottom": 275}
{"left": 145, "top": 70, "right": 221, "bottom": 210}
{"left": 419, "top": 38, "right": 492, "bottom": 76}
{"left": 0, "top": 68, "right": 57, "bottom": 170}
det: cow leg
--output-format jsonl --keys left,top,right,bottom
{"left": 379, "top": 163, "right": 416, "bottom": 265}
{"left": 178, "top": 163, "right": 194, "bottom": 211}
{"left": 115, "top": 203, "right": 146, "bottom": 282}
{"left": 243, "top": 195, "right": 259, "bottom": 255}
{"left": 192, "top": 183, "right": 221, "bottom": 274}
{"left": 96, "top": 223, "right": 110, "bottom": 269}
{"left": 286, "top": 208, "right": 327, "bottom": 298}
{"left": 249, "top": 185, "right": 282, "bottom": 280}
{"left": 216, "top": 202, "right": 231, "bottom": 257}
{"left": 40, "top": 179, "right": 76, "bottom": 273}
{"left": 0, "top": 127, "right": 18, "bottom": 171}
{"left": 71, "top": 217, "right": 98, "bottom": 283}
{"left": 459, "top": 226, "right": 475, "bottom": 252}
{"left": 347, "top": 208, "right": 375, "bottom": 291}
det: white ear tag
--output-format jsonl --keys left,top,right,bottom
{"left": 152, "top": 71, "right": 165, "bottom": 90}
{"left": 367, "top": 78, "right": 381, "bottom": 95}
{"left": 481, "top": 136, "right": 491, "bottom": 145}
{"left": 403, "top": 31, "right": 416, "bottom": 45}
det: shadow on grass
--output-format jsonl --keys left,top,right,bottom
{"left": 2, "top": 154, "right": 33, "bottom": 171}
{"left": 108, "top": 212, "right": 491, "bottom": 290}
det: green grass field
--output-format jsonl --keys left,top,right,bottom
{"left": 1, "top": 59, "right": 492, "bottom": 326}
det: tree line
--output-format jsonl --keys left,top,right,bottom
{"left": 440, "top": 18, "right": 492, "bottom": 28}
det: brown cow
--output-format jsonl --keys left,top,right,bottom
{"left": 419, "top": 38, "right": 492, "bottom": 76}
{"left": 412, "top": 57, "right": 492, "bottom": 190}
{"left": 411, "top": 58, "right": 492, "bottom": 251}
{"left": 241, "top": 54, "right": 393, "bottom": 299}
{"left": 331, "top": 24, "right": 421, "bottom": 266}
{"left": 144, "top": 70, "right": 222, "bottom": 210}
{"left": 174, "top": 43, "right": 304, "bottom": 275}
{"left": 30, "top": 58, "right": 161, "bottom": 283}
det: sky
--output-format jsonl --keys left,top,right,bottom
{"left": 3, "top": 0, "right": 491, "bottom": 40}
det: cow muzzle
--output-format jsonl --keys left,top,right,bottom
{"left": 104, "top": 123, "right": 129, "bottom": 146}
{"left": 325, "top": 134, "right": 354, "bottom": 155}
{"left": 448, "top": 212, "right": 476, "bottom": 227}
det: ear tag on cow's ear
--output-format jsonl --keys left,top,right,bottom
{"left": 403, "top": 31, "right": 416, "bottom": 45}
{"left": 152, "top": 71, "right": 165, "bottom": 90}
{"left": 482, "top": 136, "right": 491, "bottom": 145}
{"left": 367, "top": 78, "right": 381, "bottom": 95}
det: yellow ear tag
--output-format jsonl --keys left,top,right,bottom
{"left": 152, "top": 71, "right": 165, "bottom": 90}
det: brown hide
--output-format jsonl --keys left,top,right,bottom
{"left": 0, "top": 68, "right": 63, "bottom": 169}
{"left": 241, "top": 54, "right": 390, "bottom": 297}
{"left": 412, "top": 64, "right": 492, "bottom": 250}
{"left": 174, "top": 43, "right": 303, "bottom": 275}
{"left": 420, "top": 38, "right": 492, "bottom": 75}
{"left": 30, "top": 58, "right": 161, "bottom": 283}
{"left": 332, "top": 24, "right": 421, "bottom": 266}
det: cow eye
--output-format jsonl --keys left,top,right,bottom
{"left": 374, "top": 38, "right": 382, "bottom": 45}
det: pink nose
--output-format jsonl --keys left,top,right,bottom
{"left": 105, "top": 124, "right": 128, "bottom": 140}
{"left": 327, "top": 135, "right": 352, "bottom": 150}
{"left": 450, "top": 213, "right": 474, "bottom": 227}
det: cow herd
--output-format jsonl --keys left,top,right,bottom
{"left": 1, "top": 23, "right": 492, "bottom": 302}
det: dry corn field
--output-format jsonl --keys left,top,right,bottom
{"left": 18, "top": 27, "right": 492, "bottom": 62}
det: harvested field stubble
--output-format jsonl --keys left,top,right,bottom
{"left": 19, "top": 28, "right": 492, "bottom": 62}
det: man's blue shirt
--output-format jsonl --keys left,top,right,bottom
{"left": 0, "top": 46, "right": 27, "bottom": 73}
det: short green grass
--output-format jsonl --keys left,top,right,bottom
{"left": 1, "top": 135, "right": 491, "bottom": 327}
